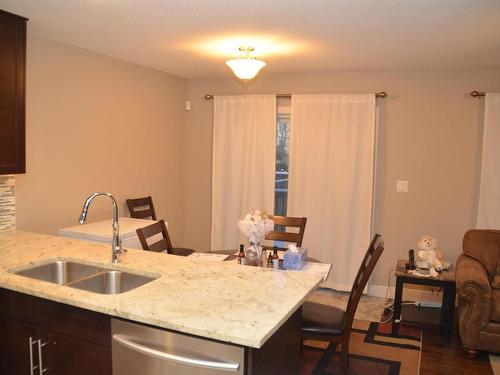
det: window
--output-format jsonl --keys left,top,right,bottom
{"left": 275, "top": 96, "right": 291, "bottom": 217}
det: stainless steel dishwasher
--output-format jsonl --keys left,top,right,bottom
{"left": 111, "top": 319, "right": 245, "bottom": 374}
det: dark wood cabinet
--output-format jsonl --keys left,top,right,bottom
{"left": 0, "top": 314, "right": 39, "bottom": 375}
{"left": 0, "top": 288, "right": 112, "bottom": 375}
{"left": 0, "top": 10, "right": 27, "bottom": 174}
{"left": 0, "top": 314, "right": 112, "bottom": 375}
{"left": 46, "top": 331, "right": 112, "bottom": 375}
{"left": 0, "top": 288, "right": 301, "bottom": 375}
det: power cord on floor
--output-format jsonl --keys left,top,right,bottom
{"left": 381, "top": 268, "right": 396, "bottom": 323}
{"left": 380, "top": 267, "right": 414, "bottom": 324}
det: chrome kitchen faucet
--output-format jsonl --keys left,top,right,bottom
{"left": 79, "top": 192, "right": 125, "bottom": 264}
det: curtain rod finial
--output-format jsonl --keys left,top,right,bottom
{"left": 471, "top": 90, "right": 485, "bottom": 98}
{"left": 375, "top": 91, "right": 387, "bottom": 98}
{"left": 205, "top": 94, "right": 214, "bottom": 100}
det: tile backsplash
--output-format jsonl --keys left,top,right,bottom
{"left": 0, "top": 176, "right": 15, "bottom": 231}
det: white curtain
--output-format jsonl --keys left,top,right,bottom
{"left": 477, "top": 93, "right": 500, "bottom": 229}
{"left": 211, "top": 95, "right": 276, "bottom": 250}
{"left": 288, "top": 94, "right": 376, "bottom": 291}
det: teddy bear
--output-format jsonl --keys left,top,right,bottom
{"left": 417, "top": 235, "right": 451, "bottom": 271}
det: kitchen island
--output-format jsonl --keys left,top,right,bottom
{"left": 0, "top": 231, "right": 325, "bottom": 374}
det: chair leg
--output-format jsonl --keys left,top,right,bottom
{"left": 340, "top": 352, "right": 348, "bottom": 374}
{"left": 312, "top": 341, "right": 339, "bottom": 375}
{"left": 341, "top": 335, "right": 350, "bottom": 374}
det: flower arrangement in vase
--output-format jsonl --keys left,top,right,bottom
{"left": 237, "top": 209, "right": 274, "bottom": 265}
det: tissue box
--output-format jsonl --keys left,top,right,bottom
{"left": 283, "top": 248, "right": 307, "bottom": 270}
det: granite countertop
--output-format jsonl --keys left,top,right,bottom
{"left": 0, "top": 230, "right": 324, "bottom": 348}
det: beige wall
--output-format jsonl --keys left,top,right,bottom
{"left": 14, "top": 34, "right": 500, "bottom": 288}
{"left": 16, "top": 34, "right": 188, "bottom": 243}
{"left": 185, "top": 69, "right": 500, "bottom": 286}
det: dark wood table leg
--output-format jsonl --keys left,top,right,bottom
{"left": 442, "top": 283, "right": 456, "bottom": 344}
{"left": 392, "top": 276, "right": 403, "bottom": 336}
{"left": 440, "top": 284, "right": 449, "bottom": 333}
{"left": 449, "top": 284, "right": 456, "bottom": 343}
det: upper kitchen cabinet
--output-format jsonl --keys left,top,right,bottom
{"left": 0, "top": 10, "right": 27, "bottom": 175}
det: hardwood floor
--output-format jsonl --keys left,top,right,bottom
{"left": 404, "top": 305, "right": 493, "bottom": 375}
{"left": 299, "top": 297, "right": 494, "bottom": 374}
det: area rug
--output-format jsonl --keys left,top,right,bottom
{"left": 299, "top": 320, "right": 422, "bottom": 375}
{"left": 490, "top": 354, "right": 500, "bottom": 375}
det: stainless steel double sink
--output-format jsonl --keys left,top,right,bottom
{"left": 13, "top": 260, "right": 157, "bottom": 294}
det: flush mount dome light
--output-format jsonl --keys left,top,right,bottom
{"left": 225, "top": 47, "right": 266, "bottom": 80}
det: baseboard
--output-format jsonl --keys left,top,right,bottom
{"left": 318, "top": 283, "right": 445, "bottom": 306}
{"left": 320, "top": 280, "right": 353, "bottom": 292}
{"left": 367, "top": 283, "right": 444, "bottom": 305}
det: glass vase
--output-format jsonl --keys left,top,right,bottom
{"left": 245, "top": 242, "right": 262, "bottom": 266}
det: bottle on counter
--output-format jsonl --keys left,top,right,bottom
{"left": 238, "top": 244, "right": 245, "bottom": 265}
{"left": 267, "top": 251, "right": 274, "bottom": 268}
{"left": 273, "top": 246, "right": 280, "bottom": 269}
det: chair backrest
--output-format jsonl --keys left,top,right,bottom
{"left": 126, "top": 196, "right": 157, "bottom": 220}
{"left": 343, "top": 234, "right": 384, "bottom": 332}
{"left": 136, "top": 220, "right": 173, "bottom": 253}
{"left": 263, "top": 215, "right": 307, "bottom": 250}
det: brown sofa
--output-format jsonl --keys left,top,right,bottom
{"left": 456, "top": 229, "right": 500, "bottom": 355}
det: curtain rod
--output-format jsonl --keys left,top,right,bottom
{"left": 204, "top": 92, "right": 388, "bottom": 100}
{"left": 470, "top": 90, "right": 486, "bottom": 98}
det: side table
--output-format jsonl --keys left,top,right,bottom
{"left": 392, "top": 259, "right": 456, "bottom": 343}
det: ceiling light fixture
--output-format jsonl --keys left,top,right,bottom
{"left": 225, "top": 47, "right": 266, "bottom": 80}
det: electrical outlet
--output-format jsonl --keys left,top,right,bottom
{"left": 396, "top": 180, "right": 409, "bottom": 193}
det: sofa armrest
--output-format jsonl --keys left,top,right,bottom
{"left": 463, "top": 229, "right": 500, "bottom": 277}
{"left": 456, "top": 254, "right": 493, "bottom": 351}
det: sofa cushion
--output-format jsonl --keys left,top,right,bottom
{"left": 463, "top": 230, "right": 500, "bottom": 277}
{"left": 493, "top": 276, "right": 500, "bottom": 289}
{"left": 492, "top": 289, "right": 500, "bottom": 323}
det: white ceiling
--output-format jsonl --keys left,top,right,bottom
{"left": 1, "top": 0, "right": 500, "bottom": 79}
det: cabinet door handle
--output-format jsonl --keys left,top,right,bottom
{"left": 37, "top": 340, "right": 48, "bottom": 374}
{"left": 112, "top": 334, "right": 240, "bottom": 372}
{"left": 29, "top": 337, "right": 39, "bottom": 375}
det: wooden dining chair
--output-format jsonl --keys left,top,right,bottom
{"left": 301, "top": 234, "right": 384, "bottom": 374}
{"left": 136, "top": 220, "right": 195, "bottom": 256}
{"left": 262, "top": 215, "right": 307, "bottom": 251}
{"left": 126, "top": 196, "right": 157, "bottom": 220}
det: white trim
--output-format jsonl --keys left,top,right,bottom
{"left": 319, "top": 283, "right": 444, "bottom": 305}
{"left": 321, "top": 281, "right": 356, "bottom": 292}
{"left": 367, "top": 283, "right": 444, "bottom": 304}
{"left": 319, "top": 283, "right": 444, "bottom": 307}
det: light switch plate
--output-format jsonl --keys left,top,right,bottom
{"left": 396, "top": 180, "right": 409, "bottom": 192}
